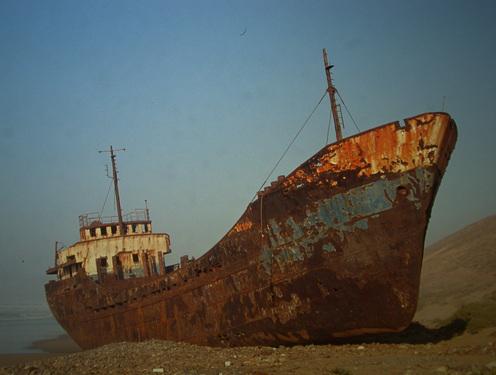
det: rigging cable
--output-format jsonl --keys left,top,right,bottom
{"left": 335, "top": 89, "right": 361, "bottom": 133}
{"left": 99, "top": 179, "right": 113, "bottom": 219}
{"left": 326, "top": 108, "right": 332, "bottom": 145}
{"left": 251, "top": 89, "right": 328, "bottom": 202}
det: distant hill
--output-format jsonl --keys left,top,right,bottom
{"left": 414, "top": 215, "right": 496, "bottom": 325}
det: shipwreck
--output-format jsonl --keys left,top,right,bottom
{"left": 45, "top": 49, "right": 457, "bottom": 349}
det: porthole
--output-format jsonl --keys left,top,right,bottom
{"left": 397, "top": 186, "right": 408, "bottom": 197}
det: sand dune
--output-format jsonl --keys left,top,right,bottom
{"left": 415, "top": 215, "right": 496, "bottom": 325}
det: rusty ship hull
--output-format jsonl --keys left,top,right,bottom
{"left": 46, "top": 112, "right": 457, "bottom": 349}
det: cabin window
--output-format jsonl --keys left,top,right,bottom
{"left": 132, "top": 224, "right": 137, "bottom": 233}
{"left": 100, "top": 257, "right": 108, "bottom": 267}
{"left": 111, "top": 226, "right": 117, "bottom": 235}
{"left": 90, "top": 227, "right": 96, "bottom": 237}
{"left": 101, "top": 226, "right": 107, "bottom": 236}
{"left": 132, "top": 254, "right": 139, "bottom": 263}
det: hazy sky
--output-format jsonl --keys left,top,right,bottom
{"left": 1, "top": 0, "right": 495, "bottom": 305}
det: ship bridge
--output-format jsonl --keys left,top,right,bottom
{"left": 47, "top": 208, "right": 171, "bottom": 282}
{"left": 78, "top": 209, "right": 153, "bottom": 240}
{"left": 46, "top": 146, "right": 171, "bottom": 283}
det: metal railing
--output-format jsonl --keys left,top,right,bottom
{"left": 79, "top": 209, "right": 149, "bottom": 228}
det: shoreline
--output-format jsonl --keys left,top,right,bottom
{"left": 28, "top": 334, "right": 81, "bottom": 354}
{"left": 0, "top": 353, "right": 61, "bottom": 366}
{"left": 0, "top": 334, "right": 80, "bottom": 366}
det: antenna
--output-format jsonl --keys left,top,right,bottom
{"left": 442, "top": 96, "right": 447, "bottom": 112}
{"left": 145, "top": 199, "right": 150, "bottom": 221}
{"left": 98, "top": 146, "right": 126, "bottom": 235}
{"left": 323, "top": 48, "right": 343, "bottom": 142}
{"left": 105, "top": 164, "right": 111, "bottom": 179}
{"left": 54, "top": 241, "right": 58, "bottom": 267}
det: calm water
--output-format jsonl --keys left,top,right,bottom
{"left": 0, "top": 304, "right": 65, "bottom": 353}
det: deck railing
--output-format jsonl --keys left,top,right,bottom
{"left": 79, "top": 209, "right": 149, "bottom": 228}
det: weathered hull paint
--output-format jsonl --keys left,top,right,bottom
{"left": 45, "top": 112, "right": 457, "bottom": 349}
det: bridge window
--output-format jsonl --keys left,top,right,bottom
{"left": 90, "top": 227, "right": 96, "bottom": 237}
{"left": 101, "top": 226, "right": 107, "bottom": 236}
{"left": 132, "top": 254, "right": 139, "bottom": 263}
{"left": 111, "top": 226, "right": 117, "bottom": 235}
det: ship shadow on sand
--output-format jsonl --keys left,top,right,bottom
{"left": 327, "top": 319, "right": 467, "bottom": 345}
{"left": 26, "top": 320, "right": 467, "bottom": 352}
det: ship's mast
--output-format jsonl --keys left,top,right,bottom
{"left": 323, "top": 48, "right": 343, "bottom": 142}
{"left": 99, "top": 146, "right": 126, "bottom": 235}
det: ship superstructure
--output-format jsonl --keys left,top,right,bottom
{"left": 47, "top": 146, "right": 170, "bottom": 284}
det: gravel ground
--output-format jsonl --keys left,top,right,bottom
{"left": 1, "top": 328, "right": 495, "bottom": 375}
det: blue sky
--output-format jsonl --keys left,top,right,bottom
{"left": 0, "top": 0, "right": 495, "bottom": 304}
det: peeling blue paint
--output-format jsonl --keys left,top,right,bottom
{"left": 260, "top": 167, "right": 436, "bottom": 271}
{"left": 268, "top": 219, "right": 284, "bottom": 248}
{"left": 322, "top": 243, "right": 336, "bottom": 253}
{"left": 408, "top": 169, "right": 434, "bottom": 209}
{"left": 318, "top": 204, "right": 335, "bottom": 226}
{"left": 353, "top": 218, "right": 368, "bottom": 231}
{"left": 260, "top": 248, "right": 272, "bottom": 274}
{"left": 273, "top": 246, "right": 305, "bottom": 268}
{"left": 286, "top": 217, "right": 304, "bottom": 241}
